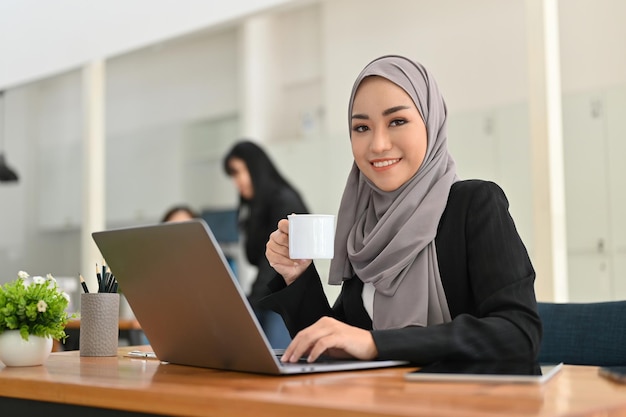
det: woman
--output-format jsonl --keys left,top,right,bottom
{"left": 223, "top": 140, "right": 309, "bottom": 348}
{"left": 263, "top": 55, "right": 542, "bottom": 364}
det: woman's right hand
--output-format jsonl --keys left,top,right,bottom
{"left": 266, "top": 218, "right": 312, "bottom": 285}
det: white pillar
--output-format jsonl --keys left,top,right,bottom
{"left": 526, "top": 0, "right": 568, "bottom": 301}
{"left": 238, "top": 15, "right": 275, "bottom": 142}
{"left": 235, "top": 16, "right": 279, "bottom": 293}
{"left": 80, "top": 60, "right": 106, "bottom": 295}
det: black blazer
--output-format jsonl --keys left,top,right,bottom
{"left": 261, "top": 180, "right": 542, "bottom": 364}
{"left": 243, "top": 186, "right": 308, "bottom": 305}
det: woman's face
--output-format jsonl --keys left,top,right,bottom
{"left": 228, "top": 157, "right": 254, "bottom": 199}
{"left": 350, "top": 76, "right": 427, "bottom": 192}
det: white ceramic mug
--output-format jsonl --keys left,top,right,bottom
{"left": 288, "top": 214, "right": 335, "bottom": 259}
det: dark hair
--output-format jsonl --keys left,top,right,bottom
{"left": 160, "top": 205, "right": 199, "bottom": 223}
{"left": 223, "top": 140, "right": 299, "bottom": 205}
{"left": 223, "top": 140, "right": 309, "bottom": 269}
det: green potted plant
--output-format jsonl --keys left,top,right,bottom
{"left": 0, "top": 271, "right": 74, "bottom": 366}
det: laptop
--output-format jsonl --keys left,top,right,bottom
{"left": 92, "top": 219, "right": 408, "bottom": 375}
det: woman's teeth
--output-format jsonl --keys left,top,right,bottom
{"left": 372, "top": 159, "right": 399, "bottom": 168}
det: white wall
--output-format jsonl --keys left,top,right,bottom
{"left": 0, "top": 81, "right": 83, "bottom": 279}
{"left": 559, "top": 0, "right": 626, "bottom": 93}
{"left": 0, "top": 0, "right": 294, "bottom": 90}
{"left": 104, "top": 29, "right": 241, "bottom": 224}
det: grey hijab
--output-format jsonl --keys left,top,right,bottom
{"left": 328, "top": 55, "right": 457, "bottom": 330}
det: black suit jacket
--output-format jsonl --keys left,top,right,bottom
{"left": 244, "top": 186, "right": 308, "bottom": 305}
{"left": 261, "top": 180, "right": 542, "bottom": 364}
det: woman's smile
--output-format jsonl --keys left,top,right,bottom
{"left": 371, "top": 158, "right": 401, "bottom": 170}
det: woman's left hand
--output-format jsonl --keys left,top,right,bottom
{"left": 280, "top": 316, "right": 378, "bottom": 363}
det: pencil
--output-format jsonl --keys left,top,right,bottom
{"left": 96, "top": 263, "right": 102, "bottom": 292}
{"left": 100, "top": 262, "right": 106, "bottom": 292}
{"left": 79, "top": 274, "right": 90, "bottom": 293}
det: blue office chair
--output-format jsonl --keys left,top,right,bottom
{"left": 537, "top": 301, "right": 626, "bottom": 366}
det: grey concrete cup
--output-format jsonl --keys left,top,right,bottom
{"left": 80, "top": 293, "right": 119, "bottom": 357}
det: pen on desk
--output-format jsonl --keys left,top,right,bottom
{"left": 79, "top": 274, "right": 90, "bottom": 293}
{"left": 108, "top": 273, "right": 118, "bottom": 293}
{"left": 104, "top": 272, "right": 113, "bottom": 293}
{"left": 98, "top": 261, "right": 118, "bottom": 293}
{"left": 106, "top": 272, "right": 113, "bottom": 291}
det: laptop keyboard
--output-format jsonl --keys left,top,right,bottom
{"left": 272, "top": 348, "right": 360, "bottom": 365}
{"left": 275, "top": 352, "right": 355, "bottom": 365}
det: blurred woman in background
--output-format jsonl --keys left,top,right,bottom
{"left": 223, "top": 140, "right": 309, "bottom": 348}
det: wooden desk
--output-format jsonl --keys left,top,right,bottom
{"left": 1, "top": 346, "right": 626, "bottom": 417}
{"left": 63, "top": 318, "right": 142, "bottom": 330}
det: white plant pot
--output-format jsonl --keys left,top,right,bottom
{"left": 0, "top": 330, "right": 53, "bottom": 367}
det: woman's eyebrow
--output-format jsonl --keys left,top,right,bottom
{"left": 382, "top": 105, "right": 411, "bottom": 116}
{"left": 351, "top": 105, "right": 411, "bottom": 120}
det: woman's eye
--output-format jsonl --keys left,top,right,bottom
{"left": 352, "top": 125, "right": 369, "bottom": 133}
{"left": 390, "top": 119, "right": 407, "bottom": 127}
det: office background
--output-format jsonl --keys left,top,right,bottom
{"left": 0, "top": 0, "right": 624, "bottom": 304}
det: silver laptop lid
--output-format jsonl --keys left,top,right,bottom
{"left": 93, "top": 220, "right": 284, "bottom": 374}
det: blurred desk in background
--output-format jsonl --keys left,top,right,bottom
{"left": 53, "top": 319, "right": 145, "bottom": 352}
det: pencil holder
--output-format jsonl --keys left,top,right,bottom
{"left": 79, "top": 293, "right": 119, "bottom": 357}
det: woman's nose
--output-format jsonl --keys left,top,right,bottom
{"left": 232, "top": 177, "right": 244, "bottom": 193}
{"left": 370, "top": 129, "right": 392, "bottom": 154}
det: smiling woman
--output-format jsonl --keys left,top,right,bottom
{"left": 350, "top": 77, "right": 428, "bottom": 192}
{"left": 263, "top": 55, "right": 542, "bottom": 366}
